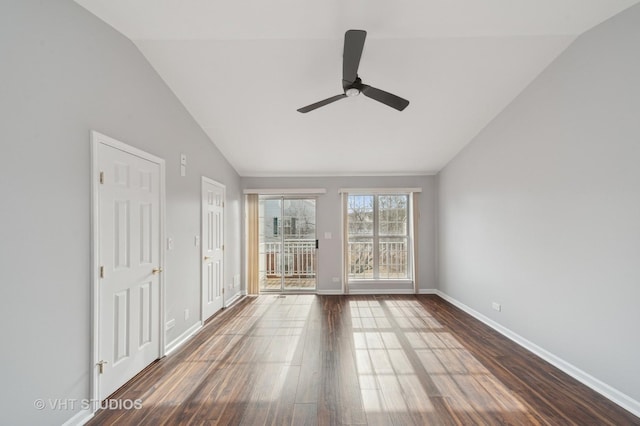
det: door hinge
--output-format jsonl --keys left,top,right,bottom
{"left": 99, "top": 266, "right": 105, "bottom": 279}
{"left": 97, "top": 360, "right": 108, "bottom": 374}
{"left": 99, "top": 171, "right": 104, "bottom": 184}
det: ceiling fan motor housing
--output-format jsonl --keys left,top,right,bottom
{"left": 344, "top": 78, "right": 363, "bottom": 96}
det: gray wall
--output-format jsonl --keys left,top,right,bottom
{"left": 0, "top": 1, "right": 242, "bottom": 424}
{"left": 438, "top": 4, "right": 640, "bottom": 405}
{"left": 241, "top": 175, "right": 438, "bottom": 292}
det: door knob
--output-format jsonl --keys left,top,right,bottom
{"left": 152, "top": 267, "right": 163, "bottom": 275}
{"left": 204, "top": 256, "right": 211, "bottom": 261}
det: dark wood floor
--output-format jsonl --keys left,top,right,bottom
{"left": 88, "top": 295, "right": 640, "bottom": 425}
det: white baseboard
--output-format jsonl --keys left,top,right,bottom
{"left": 164, "top": 321, "right": 203, "bottom": 356}
{"left": 347, "top": 289, "right": 415, "bottom": 295}
{"left": 435, "top": 290, "right": 640, "bottom": 418}
{"left": 316, "top": 288, "right": 438, "bottom": 295}
{"left": 224, "top": 291, "right": 244, "bottom": 308}
{"left": 316, "top": 289, "right": 344, "bottom": 295}
{"left": 417, "top": 288, "right": 438, "bottom": 294}
{"left": 62, "top": 408, "right": 93, "bottom": 426}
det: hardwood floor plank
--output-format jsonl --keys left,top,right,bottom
{"left": 295, "top": 331, "right": 321, "bottom": 403}
{"left": 292, "top": 403, "right": 318, "bottom": 426}
{"left": 267, "top": 366, "right": 301, "bottom": 426}
{"left": 87, "top": 295, "right": 640, "bottom": 426}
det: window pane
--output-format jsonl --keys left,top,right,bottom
{"left": 378, "top": 237, "right": 408, "bottom": 279}
{"left": 348, "top": 195, "right": 374, "bottom": 236}
{"left": 378, "top": 195, "right": 407, "bottom": 236}
{"left": 283, "top": 199, "right": 316, "bottom": 239}
{"left": 346, "top": 193, "right": 412, "bottom": 282}
{"left": 348, "top": 238, "right": 374, "bottom": 279}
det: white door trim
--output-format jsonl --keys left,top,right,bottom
{"left": 90, "top": 131, "right": 166, "bottom": 405}
{"left": 201, "top": 176, "right": 225, "bottom": 320}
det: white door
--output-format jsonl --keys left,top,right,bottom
{"left": 96, "top": 138, "right": 162, "bottom": 399}
{"left": 202, "top": 178, "right": 224, "bottom": 320}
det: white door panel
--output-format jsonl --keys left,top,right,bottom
{"left": 202, "top": 178, "right": 224, "bottom": 320}
{"left": 97, "top": 141, "right": 161, "bottom": 399}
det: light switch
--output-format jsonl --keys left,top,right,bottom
{"left": 167, "top": 237, "right": 174, "bottom": 250}
{"left": 194, "top": 235, "right": 200, "bottom": 247}
{"left": 324, "top": 232, "right": 332, "bottom": 239}
{"left": 180, "top": 154, "right": 187, "bottom": 177}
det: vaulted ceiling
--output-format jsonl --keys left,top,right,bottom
{"left": 75, "top": 0, "right": 640, "bottom": 176}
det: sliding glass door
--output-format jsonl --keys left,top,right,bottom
{"left": 259, "top": 197, "right": 317, "bottom": 292}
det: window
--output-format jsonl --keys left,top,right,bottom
{"left": 347, "top": 193, "right": 411, "bottom": 281}
{"left": 273, "top": 217, "right": 298, "bottom": 237}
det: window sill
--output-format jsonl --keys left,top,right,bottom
{"left": 347, "top": 280, "right": 414, "bottom": 292}
{"left": 348, "top": 279, "right": 413, "bottom": 285}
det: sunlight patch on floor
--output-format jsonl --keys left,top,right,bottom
{"left": 350, "top": 299, "right": 527, "bottom": 415}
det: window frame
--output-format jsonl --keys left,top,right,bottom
{"left": 344, "top": 191, "right": 414, "bottom": 286}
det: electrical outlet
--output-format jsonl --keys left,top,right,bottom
{"left": 165, "top": 319, "right": 176, "bottom": 331}
{"left": 492, "top": 302, "right": 501, "bottom": 312}
{"left": 332, "top": 277, "right": 341, "bottom": 283}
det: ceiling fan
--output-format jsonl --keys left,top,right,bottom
{"left": 297, "top": 30, "right": 410, "bottom": 113}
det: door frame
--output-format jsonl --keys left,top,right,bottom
{"left": 90, "top": 131, "right": 166, "bottom": 404}
{"left": 201, "top": 176, "right": 225, "bottom": 320}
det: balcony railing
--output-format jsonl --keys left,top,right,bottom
{"left": 348, "top": 239, "right": 408, "bottom": 279}
{"left": 260, "top": 238, "right": 407, "bottom": 280}
{"left": 262, "top": 239, "right": 316, "bottom": 278}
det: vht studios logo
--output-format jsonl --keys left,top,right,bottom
{"left": 33, "top": 398, "right": 142, "bottom": 411}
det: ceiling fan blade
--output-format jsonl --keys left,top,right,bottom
{"left": 297, "top": 94, "right": 347, "bottom": 113}
{"left": 361, "top": 85, "right": 410, "bottom": 111}
{"left": 343, "top": 30, "right": 367, "bottom": 84}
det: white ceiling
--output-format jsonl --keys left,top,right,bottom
{"left": 75, "top": 0, "right": 640, "bottom": 176}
